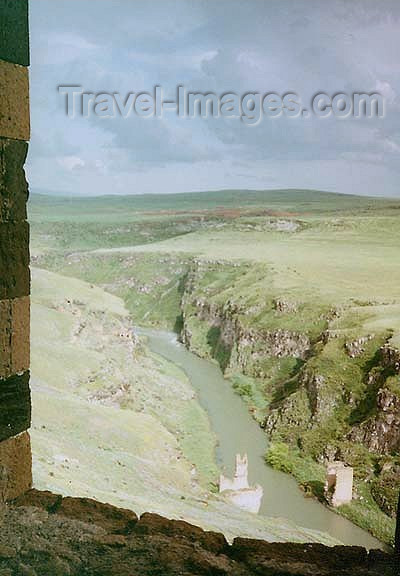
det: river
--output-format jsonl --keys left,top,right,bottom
{"left": 140, "top": 328, "right": 383, "bottom": 549}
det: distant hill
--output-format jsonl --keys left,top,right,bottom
{"left": 29, "top": 188, "right": 398, "bottom": 222}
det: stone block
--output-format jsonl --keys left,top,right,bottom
{"left": 13, "top": 488, "right": 62, "bottom": 511}
{"left": 229, "top": 540, "right": 368, "bottom": 571}
{"left": 0, "top": 298, "right": 11, "bottom": 377}
{"left": 0, "top": 221, "right": 30, "bottom": 300}
{"left": 0, "top": 297, "right": 29, "bottom": 379}
{"left": 0, "top": 431, "right": 31, "bottom": 500}
{"left": 10, "top": 296, "right": 29, "bottom": 374}
{"left": 135, "top": 513, "right": 227, "bottom": 553}
{"left": 396, "top": 491, "right": 400, "bottom": 557}
{"left": 58, "top": 497, "right": 139, "bottom": 534}
{"left": 0, "top": 371, "right": 31, "bottom": 442}
{"left": 0, "top": 139, "right": 28, "bottom": 222}
{"left": 0, "top": 60, "right": 29, "bottom": 141}
{"left": 0, "top": 0, "right": 29, "bottom": 66}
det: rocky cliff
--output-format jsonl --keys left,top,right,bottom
{"left": 178, "top": 260, "right": 400, "bottom": 543}
{"left": 181, "top": 262, "right": 310, "bottom": 377}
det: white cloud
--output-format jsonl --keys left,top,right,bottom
{"left": 57, "top": 156, "right": 85, "bottom": 171}
{"left": 375, "top": 80, "right": 396, "bottom": 105}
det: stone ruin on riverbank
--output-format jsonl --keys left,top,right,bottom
{"left": 219, "top": 453, "right": 263, "bottom": 514}
{"left": 325, "top": 462, "right": 354, "bottom": 508}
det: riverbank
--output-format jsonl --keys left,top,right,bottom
{"left": 30, "top": 267, "right": 341, "bottom": 546}
{"left": 141, "top": 328, "right": 382, "bottom": 550}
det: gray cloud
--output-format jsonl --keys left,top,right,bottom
{"left": 27, "top": 0, "right": 400, "bottom": 196}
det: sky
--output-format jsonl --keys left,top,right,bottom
{"left": 27, "top": 0, "right": 400, "bottom": 196}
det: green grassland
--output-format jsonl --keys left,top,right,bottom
{"left": 29, "top": 189, "right": 400, "bottom": 545}
{"left": 31, "top": 267, "right": 218, "bottom": 492}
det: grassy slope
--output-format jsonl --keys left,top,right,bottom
{"left": 29, "top": 189, "right": 400, "bottom": 545}
{"left": 30, "top": 266, "right": 335, "bottom": 545}
{"left": 31, "top": 267, "right": 217, "bottom": 494}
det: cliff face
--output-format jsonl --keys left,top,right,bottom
{"left": 178, "top": 260, "right": 400, "bottom": 535}
{"left": 182, "top": 294, "right": 310, "bottom": 376}
{"left": 351, "top": 388, "right": 400, "bottom": 454}
{"left": 265, "top": 368, "right": 340, "bottom": 437}
{"left": 350, "top": 346, "right": 400, "bottom": 455}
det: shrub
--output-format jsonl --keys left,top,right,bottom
{"left": 370, "top": 467, "right": 400, "bottom": 518}
{"left": 265, "top": 442, "right": 294, "bottom": 474}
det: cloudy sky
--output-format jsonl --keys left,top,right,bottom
{"left": 27, "top": 0, "right": 399, "bottom": 196}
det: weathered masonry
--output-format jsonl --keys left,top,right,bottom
{"left": 0, "top": 0, "right": 32, "bottom": 500}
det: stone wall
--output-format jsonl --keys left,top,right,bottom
{"left": 2, "top": 489, "right": 396, "bottom": 574}
{"left": 0, "top": 0, "right": 32, "bottom": 500}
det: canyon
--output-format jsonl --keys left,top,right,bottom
{"left": 29, "top": 190, "right": 400, "bottom": 548}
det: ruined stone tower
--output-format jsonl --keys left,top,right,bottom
{"left": 0, "top": 0, "right": 32, "bottom": 500}
{"left": 324, "top": 462, "right": 353, "bottom": 508}
{"left": 219, "top": 453, "right": 249, "bottom": 492}
{"left": 219, "top": 453, "right": 263, "bottom": 514}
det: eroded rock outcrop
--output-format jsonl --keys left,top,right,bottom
{"left": 182, "top": 296, "right": 310, "bottom": 376}
{"left": 381, "top": 345, "right": 400, "bottom": 373}
{"left": 349, "top": 344, "right": 400, "bottom": 455}
{"left": 345, "top": 336, "right": 374, "bottom": 358}
{"left": 265, "top": 388, "right": 312, "bottom": 437}
{"left": 350, "top": 388, "right": 400, "bottom": 454}
{"left": 265, "top": 367, "right": 341, "bottom": 437}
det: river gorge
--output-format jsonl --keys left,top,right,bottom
{"left": 140, "top": 328, "right": 383, "bottom": 550}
